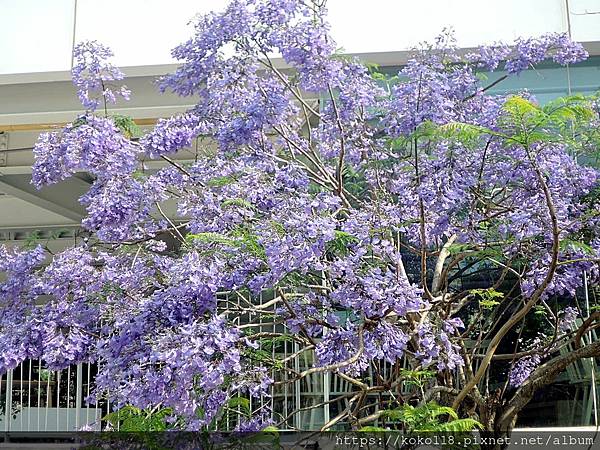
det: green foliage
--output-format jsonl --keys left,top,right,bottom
{"left": 186, "top": 232, "right": 237, "bottom": 247}
{"left": 104, "top": 405, "right": 173, "bottom": 431}
{"left": 399, "top": 369, "right": 436, "bottom": 390}
{"left": 582, "top": 184, "right": 600, "bottom": 206}
{"left": 499, "top": 95, "right": 596, "bottom": 146}
{"left": 435, "top": 121, "right": 494, "bottom": 146}
{"left": 542, "top": 95, "right": 595, "bottom": 122}
{"left": 242, "top": 346, "right": 283, "bottom": 369}
{"left": 231, "top": 227, "right": 266, "bottom": 259}
{"left": 411, "top": 94, "right": 598, "bottom": 158}
{"left": 71, "top": 115, "right": 88, "bottom": 128}
{"left": 207, "top": 175, "right": 237, "bottom": 187}
{"left": 259, "top": 334, "right": 295, "bottom": 351}
{"left": 326, "top": 230, "right": 359, "bottom": 256}
{"left": 112, "top": 114, "right": 142, "bottom": 139}
{"left": 368, "top": 67, "right": 400, "bottom": 94}
{"left": 470, "top": 288, "right": 504, "bottom": 309}
{"left": 358, "top": 426, "right": 388, "bottom": 432}
{"left": 382, "top": 401, "right": 482, "bottom": 433}
{"left": 22, "top": 231, "right": 42, "bottom": 250}
{"left": 269, "top": 220, "right": 286, "bottom": 236}
{"left": 342, "top": 164, "right": 370, "bottom": 199}
{"left": 222, "top": 198, "right": 256, "bottom": 210}
{"left": 22, "top": 229, "right": 71, "bottom": 250}
{"left": 559, "top": 238, "right": 596, "bottom": 255}
{"left": 226, "top": 396, "right": 251, "bottom": 418}
{"left": 39, "top": 369, "right": 53, "bottom": 382}
{"left": 132, "top": 170, "right": 148, "bottom": 181}
{"left": 186, "top": 229, "right": 266, "bottom": 259}
{"left": 434, "top": 418, "right": 485, "bottom": 432}
{"left": 97, "top": 282, "right": 126, "bottom": 302}
{"left": 387, "top": 136, "right": 411, "bottom": 156}
{"left": 447, "top": 243, "right": 474, "bottom": 256}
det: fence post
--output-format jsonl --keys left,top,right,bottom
{"left": 4, "top": 369, "right": 13, "bottom": 433}
{"left": 75, "top": 364, "right": 83, "bottom": 431}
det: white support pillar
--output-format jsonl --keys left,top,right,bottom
{"left": 75, "top": 364, "right": 83, "bottom": 431}
{"left": 4, "top": 369, "right": 13, "bottom": 433}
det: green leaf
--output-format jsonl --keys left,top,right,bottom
{"left": 381, "top": 401, "right": 481, "bottom": 433}
{"left": 559, "top": 238, "right": 596, "bottom": 255}
{"left": 22, "top": 231, "right": 42, "bottom": 249}
{"left": 470, "top": 288, "right": 504, "bottom": 309}
{"left": 437, "top": 121, "right": 494, "bottom": 143}
{"left": 207, "top": 175, "right": 237, "bottom": 187}
{"left": 447, "top": 243, "right": 474, "bottom": 255}
{"left": 227, "top": 396, "right": 251, "bottom": 418}
{"left": 326, "top": 230, "right": 359, "bottom": 256}
{"left": 231, "top": 227, "right": 266, "bottom": 259}
{"left": 186, "top": 232, "right": 237, "bottom": 246}
{"left": 222, "top": 198, "right": 256, "bottom": 210}
{"left": 433, "top": 418, "right": 483, "bottom": 432}
{"left": 103, "top": 405, "right": 172, "bottom": 431}
{"left": 428, "top": 404, "right": 459, "bottom": 421}
{"left": 399, "top": 369, "right": 436, "bottom": 389}
{"left": 112, "top": 114, "right": 142, "bottom": 139}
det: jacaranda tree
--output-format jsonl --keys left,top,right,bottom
{"left": 1, "top": 0, "right": 599, "bottom": 439}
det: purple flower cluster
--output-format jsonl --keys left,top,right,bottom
{"left": 72, "top": 41, "right": 130, "bottom": 111}
{"left": 329, "top": 265, "right": 425, "bottom": 318}
{"left": 505, "top": 33, "right": 588, "bottom": 74}
{"left": 558, "top": 306, "right": 579, "bottom": 332}
{"left": 141, "top": 113, "right": 209, "bottom": 158}
{"left": 234, "top": 410, "right": 273, "bottom": 433}
{"left": 278, "top": 292, "right": 338, "bottom": 337}
{"left": 509, "top": 354, "right": 542, "bottom": 387}
{"left": 94, "top": 316, "right": 242, "bottom": 427}
{"left": 415, "top": 320, "right": 465, "bottom": 371}
{"left": 79, "top": 176, "right": 165, "bottom": 242}
{"left": 315, "top": 321, "right": 410, "bottom": 376}
{"left": 468, "top": 33, "right": 587, "bottom": 74}
{"left": 0, "top": 246, "right": 46, "bottom": 371}
{"left": 32, "top": 114, "right": 140, "bottom": 188}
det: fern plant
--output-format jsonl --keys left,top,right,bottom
{"left": 381, "top": 401, "right": 482, "bottom": 433}
{"left": 104, "top": 405, "right": 174, "bottom": 431}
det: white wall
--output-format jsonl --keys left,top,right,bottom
{"left": 0, "top": 0, "right": 76, "bottom": 74}
{"left": 1, "top": 0, "right": 599, "bottom": 74}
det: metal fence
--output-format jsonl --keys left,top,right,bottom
{"left": 0, "top": 360, "right": 102, "bottom": 432}
{"left": 0, "top": 290, "right": 410, "bottom": 432}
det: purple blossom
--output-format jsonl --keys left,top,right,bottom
{"left": 141, "top": 113, "right": 209, "bottom": 158}
{"left": 558, "top": 306, "right": 579, "bottom": 332}
{"left": 72, "top": 41, "right": 130, "bottom": 111}
{"left": 505, "top": 33, "right": 588, "bottom": 74}
{"left": 32, "top": 114, "right": 141, "bottom": 189}
{"left": 509, "top": 354, "right": 542, "bottom": 387}
{"left": 233, "top": 410, "right": 272, "bottom": 433}
{"left": 315, "top": 321, "right": 410, "bottom": 376}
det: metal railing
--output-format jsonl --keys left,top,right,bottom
{"left": 0, "top": 290, "right": 408, "bottom": 432}
{"left": 0, "top": 360, "right": 102, "bottom": 432}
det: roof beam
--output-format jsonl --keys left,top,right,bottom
{"left": 0, "top": 174, "right": 88, "bottom": 222}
